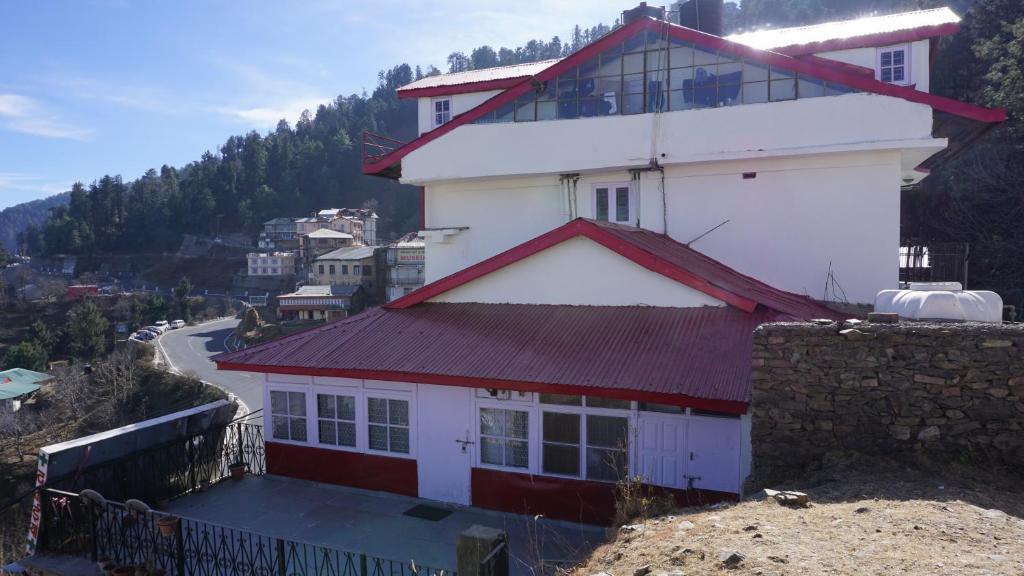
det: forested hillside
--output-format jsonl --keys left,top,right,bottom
{"left": 0, "top": 193, "right": 67, "bottom": 253}
{"left": 14, "top": 0, "right": 1024, "bottom": 306}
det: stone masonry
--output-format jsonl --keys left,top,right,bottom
{"left": 751, "top": 320, "right": 1024, "bottom": 483}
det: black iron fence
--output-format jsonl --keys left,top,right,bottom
{"left": 37, "top": 488, "right": 452, "bottom": 576}
{"left": 899, "top": 242, "right": 970, "bottom": 286}
{"left": 49, "top": 419, "right": 266, "bottom": 505}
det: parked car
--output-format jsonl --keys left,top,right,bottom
{"left": 155, "top": 320, "right": 170, "bottom": 331}
{"left": 170, "top": 319, "right": 186, "bottom": 329}
{"left": 144, "top": 325, "right": 165, "bottom": 335}
{"left": 132, "top": 331, "right": 155, "bottom": 342}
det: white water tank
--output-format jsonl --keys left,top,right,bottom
{"left": 875, "top": 282, "right": 1003, "bottom": 323}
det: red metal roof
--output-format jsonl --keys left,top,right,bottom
{"left": 216, "top": 303, "right": 794, "bottom": 412}
{"left": 387, "top": 218, "right": 843, "bottom": 321}
{"left": 363, "top": 15, "right": 1004, "bottom": 178}
{"left": 216, "top": 219, "right": 847, "bottom": 411}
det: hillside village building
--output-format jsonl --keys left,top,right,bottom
{"left": 311, "top": 246, "right": 377, "bottom": 291}
{"left": 217, "top": 6, "right": 1005, "bottom": 524}
{"left": 246, "top": 252, "right": 297, "bottom": 277}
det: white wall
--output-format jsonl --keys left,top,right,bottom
{"left": 416, "top": 90, "right": 503, "bottom": 136}
{"left": 817, "top": 39, "right": 931, "bottom": 92}
{"left": 424, "top": 150, "right": 902, "bottom": 304}
{"left": 403, "top": 93, "right": 938, "bottom": 184}
{"left": 430, "top": 236, "right": 725, "bottom": 307}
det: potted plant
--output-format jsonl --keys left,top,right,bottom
{"left": 228, "top": 461, "right": 247, "bottom": 481}
{"left": 155, "top": 515, "right": 180, "bottom": 537}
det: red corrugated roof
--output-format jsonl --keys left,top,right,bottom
{"left": 216, "top": 303, "right": 793, "bottom": 412}
{"left": 216, "top": 219, "right": 847, "bottom": 411}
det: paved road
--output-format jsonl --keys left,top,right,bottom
{"left": 157, "top": 317, "right": 263, "bottom": 414}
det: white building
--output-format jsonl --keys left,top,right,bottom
{"left": 217, "top": 6, "right": 1004, "bottom": 524}
{"left": 246, "top": 252, "right": 297, "bottom": 277}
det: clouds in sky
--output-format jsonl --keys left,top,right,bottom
{"left": 0, "top": 93, "right": 92, "bottom": 141}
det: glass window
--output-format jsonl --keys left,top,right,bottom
{"left": 743, "top": 61, "right": 769, "bottom": 82}
{"left": 594, "top": 188, "right": 609, "bottom": 221}
{"left": 318, "top": 265, "right": 324, "bottom": 275}
{"left": 798, "top": 76, "right": 825, "bottom": 98}
{"left": 586, "top": 396, "right": 630, "bottom": 409}
{"left": 515, "top": 99, "right": 536, "bottom": 122}
{"left": 353, "top": 265, "right": 361, "bottom": 275}
{"left": 586, "top": 415, "right": 629, "bottom": 481}
{"left": 540, "top": 393, "right": 583, "bottom": 406}
{"left": 270, "top": 390, "right": 307, "bottom": 442}
{"left": 367, "top": 397, "right": 410, "bottom": 454}
{"left": 433, "top": 98, "right": 451, "bottom": 127}
{"left": 615, "top": 186, "right": 630, "bottom": 222}
{"left": 638, "top": 402, "right": 685, "bottom": 414}
{"left": 623, "top": 52, "right": 644, "bottom": 74}
{"left": 317, "top": 393, "right": 356, "bottom": 447}
{"left": 878, "top": 46, "right": 908, "bottom": 84}
{"left": 479, "top": 408, "right": 529, "bottom": 468}
{"left": 743, "top": 81, "right": 769, "bottom": 104}
{"left": 645, "top": 50, "right": 668, "bottom": 73}
{"left": 669, "top": 45, "right": 694, "bottom": 69}
{"left": 542, "top": 412, "right": 581, "bottom": 476}
{"left": 598, "top": 51, "right": 622, "bottom": 76}
{"left": 341, "top": 264, "right": 348, "bottom": 275}
{"left": 362, "top": 265, "right": 372, "bottom": 276}
{"left": 329, "top": 264, "right": 336, "bottom": 275}
{"left": 770, "top": 78, "right": 796, "bottom": 101}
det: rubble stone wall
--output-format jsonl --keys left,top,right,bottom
{"left": 751, "top": 321, "right": 1024, "bottom": 483}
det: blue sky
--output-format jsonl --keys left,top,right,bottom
{"left": 0, "top": 0, "right": 625, "bottom": 209}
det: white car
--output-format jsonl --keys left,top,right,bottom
{"left": 170, "top": 319, "right": 186, "bottom": 329}
{"left": 155, "top": 320, "right": 170, "bottom": 331}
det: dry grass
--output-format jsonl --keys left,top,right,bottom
{"left": 573, "top": 456, "right": 1024, "bottom": 576}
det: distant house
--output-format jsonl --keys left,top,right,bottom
{"left": 276, "top": 284, "right": 363, "bottom": 321}
{"left": 299, "top": 229, "right": 355, "bottom": 272}
{"left": 311, "top": 246, "right": 376, "bottom": 292}
{"left": 321, "top": 208, "right": 380, "bottom": 246}
{"left": 383, "top": 234, "right": 425, "bottom": 302}
{"left": 263, "top": 218, "right": 298, "bottom": 242}
{"left": 0, "top": 368, "right": 53, "bottom": 413}
{"left": 246, "top": 252, "right": 297, "bottom": 277}
{"left": 66, "top": 285, "right": 99, "bottom": 300}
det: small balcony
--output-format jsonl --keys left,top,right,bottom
{"left": 12, "top": 408, "right": 603, "bottom": 576}
{"left": 362, "top": 132, "right": 406, "bottom": 180}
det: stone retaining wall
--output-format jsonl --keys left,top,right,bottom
{"left": 751, "top": 321, "right": 1024, "bottom": 483}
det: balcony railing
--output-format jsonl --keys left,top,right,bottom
{"left": 362, "top": 131, "right": 406, "bottom": 166}
{"left": 37, "top": 487, "right": 452, "bottom": 576}
{"left": 48, "top": 418, "right": 267, "bottom": 504}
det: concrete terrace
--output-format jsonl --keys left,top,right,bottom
{"left": 165, "top": 474, "right": 607, "bottom": 576}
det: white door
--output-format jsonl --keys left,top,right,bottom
{"left": 637, "top": 414, "right": 688, "bottom": 489}
{"left": 686, "top": 416, "right": 742, "bottom": 494}
{"left": 416, "top": 385, "right": 473, "bottom": 504}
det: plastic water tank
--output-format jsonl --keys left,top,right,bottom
{"left": 874, "top": 282, "right": 1003, "bottom": 322}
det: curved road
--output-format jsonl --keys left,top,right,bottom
{"left": 157, "top": 318, "right": 263, "bottom": 414}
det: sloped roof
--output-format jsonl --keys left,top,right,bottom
{"left": 216, "top": 303, "right": 784, "bottom": 411}
{"left": 388, "top": 219, "right": 842, "bottom": 320}
{"left": 364, "top": 13, "right": 1004, "bottom": 179}
{"left": 397, "top": 59, "right": 562, "bottom": 99}
{"left": 726, "top": 8, "right": 960, "bottom": 54}
{"left": 280, "top": 284, "right": 361, "bottom": 298}
{"left": 316, "top": 246, "right": 376, "bottom": 261}
{"left": 216, "top": 219, "right": 845, "bottom": 409}
{"left": 306, "top": 229, "right": 353, "bottom": 239}
{"left": 0, "top": 368, "right": 51, "bottom": 401}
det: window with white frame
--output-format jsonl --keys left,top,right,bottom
{"left": 317, "top": 393, "right": 357, "bottom": 448}
{"left": 367, "top": 397, "right": 410, "bottom": 454}
{"left": 433, "top": 98, "right": 452, "bottom": 127}
{"left": 479, "top": 407, "right": 529, "bottom": 469}
{"left": 270, "top": 390, "right": 307, "bottom": 442}
{"left": 877, "top": 45, "right": 909, "bottom": 85}
{"left": 539, "top": 394, "right": 630, "bottom": 481}
{"left": 594, "top": 183, "right": 634, "bottom": 224}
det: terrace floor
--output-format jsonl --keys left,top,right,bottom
{"left": 165, "top": 474, "right": 607, "bottom": 576}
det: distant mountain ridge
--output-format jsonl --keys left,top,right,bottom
{"left": 0, "top": 192, "right": 69, "bottom": 253}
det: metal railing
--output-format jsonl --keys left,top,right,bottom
{"left": 49, "top": 419, "right": 266, "bottom": 505}
{"left": 37, "top": 488, "right": 452, "bottom": 576}
{"left": 362, "top": 131, "right": 406, "bottom": 166}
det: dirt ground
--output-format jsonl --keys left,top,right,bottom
{"left": 572, "top": 456, "right": 1024, "bottom": 576}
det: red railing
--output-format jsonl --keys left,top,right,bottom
{"left": 362, "top": 131, "right": 406, "bottom": 167}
